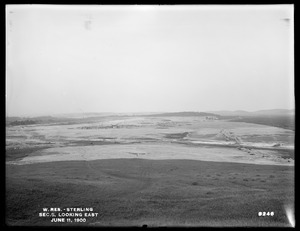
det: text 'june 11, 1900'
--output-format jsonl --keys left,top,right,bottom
{"left": 38, "top": 207, "right": 99, "bottom": 223}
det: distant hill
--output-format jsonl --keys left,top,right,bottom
{"left": 252, "top": 109, "right": 294, "bottom": 116}
{"left": 32, "top": 116, "right": 55, "bottom": 120}
{"left": 207, "top": 109, "right": 294, "bottom": 117}
{"left": 206, "top": 110, "right": 251, "bottom": 116}
{"left": 144, "top": 111, "right": 220, "bottom": 117}
{"left": 6, "top": 116, "right": 25, "bottom": 122}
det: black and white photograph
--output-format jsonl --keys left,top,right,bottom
{"left": 5, "top": 4, "right": 294, "bottom": 227}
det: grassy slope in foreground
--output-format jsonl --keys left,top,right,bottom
{"left": 6, "top": 159, "right": 294, "bottom": 227}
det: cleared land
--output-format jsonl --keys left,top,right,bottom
{"left": 6, "top": 115, "right": 294, "bottom": 227}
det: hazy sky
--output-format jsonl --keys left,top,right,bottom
{"left": 6, "top": 5, "right": 294, "bottom": 116}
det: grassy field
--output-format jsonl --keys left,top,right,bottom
{"left": 6, "top": 159, "right": 294, "bottom": 227}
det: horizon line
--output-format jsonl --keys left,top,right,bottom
{"left": 6, "top": 108, "right": 295, "bottom": 118}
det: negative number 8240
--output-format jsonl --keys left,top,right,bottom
{"left": 258, "top": 211, "right": 274, "bottom": 217}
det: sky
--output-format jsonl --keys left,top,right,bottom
{"left": 6, "top": 5, "right": 294, "bottom": 116}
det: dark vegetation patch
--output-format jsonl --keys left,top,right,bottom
{"left": 6, "top": 135, "right": 27, "bottom": 139}
{"left": 8, "top": 120, "right": 38, "bottom": 126}
{"left": 79, "top": 124, "right": 140, "bottom": 129}
{"left": 127, "top": 137, "right": 159, "bottom": 141}
{"left": 276, "top": 149, "right": 294, "bottom": 160}
{"left": 6, "top": 159, "right": 294, "bottom": 226}
{"left": 70, "top": 140, "right": 124, "bottom": 146}
{"left": 6, "top": 116, "right": 64, "bottom": 126}
{"left": 97, "top": 137, "right": 115, "bottom": 139}
{"left": 164, "top": 132, "right": 189, "bottom": 139}
{"left": 192, "top": 134, "right": 216, "bottom": 139}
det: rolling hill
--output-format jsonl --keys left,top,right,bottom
{"left": 144, "top": 111, "right": 220, "bottom": 117}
